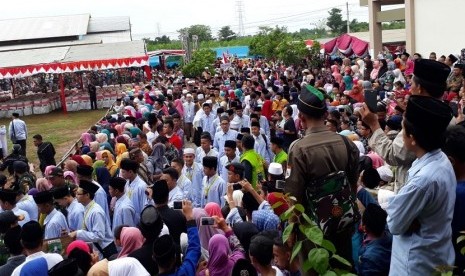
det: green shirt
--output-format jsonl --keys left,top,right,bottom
{"left": 273, "top": 150, "right": 288, "bottom": 165}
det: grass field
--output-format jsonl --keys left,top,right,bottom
{"left": 0, "top": 109, "right": 108, "bottom": 172}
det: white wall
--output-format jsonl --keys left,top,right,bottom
{"left": 414, "top": 0, "right": 464, "bottom": 57}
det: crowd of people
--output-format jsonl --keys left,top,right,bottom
{"left": 0, "top": 47, "right": 464, "bottom": 276}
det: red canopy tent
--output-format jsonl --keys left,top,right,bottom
{"left": 323, "top": 34, "right": 369, "bottom": 57}
{"left": 0, "top": 41, "right": 149, "bottom": 114}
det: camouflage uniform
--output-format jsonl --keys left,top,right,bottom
{"left": 285, "top": 126, "right": 360, "bottom": 274}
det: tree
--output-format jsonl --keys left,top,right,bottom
{"left": 382, "top": 21, "right": 406, "bottom": 30}
{"left": 178, "top": 24, "right": 213, "bottom": 42}
{"left": 349, "top": 19, "right": 369, "bottom": 33}
{"left": 249, "top": 26, "right": 288, "bottom": 60}
{"left": 326, "top": 8, "right": 346, "bottom": 35}
{"left": 154, "top": 35, "right": 171, "bottom": 44}
{"left": 275, "top": 38, "right": 308, "bottom": 65}
{"left": 182, "top": 49, "right": 216, "bottom": 78}
{"left": 218, "top": 26, "right": 236, "bottom": 41}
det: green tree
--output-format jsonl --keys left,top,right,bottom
{"left": 276, "top": 38, "right": 308, "bottom": 65}
{"left": 249, "top": 26, "right": 288, "bottom": 60}
{"left": 350, "top": 19, "right": 369, "bottom": 32}
{"left": 327, "top": 8, "right": 346, "bottom": 35}
{"left": 382, "top": 21, "right": 406, "bottom": 30}
{"left": 154, "top": 35, "right": 171, "bottom": 44}
{"left": 178, "top": 24, "right": 213, "bottom": 42}
{"left": 218, "top": 26, "right": 236, "bottom": 41}
{"left": 182, "top": 48, "right": 216, "bottom": 78}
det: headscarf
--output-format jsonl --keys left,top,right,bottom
{"left": 353, "top": 141, "right": 366, "bottom": 156}
{"left": 96, "top": 133, "right": 108, "bottom": 144}
{"left": 108, "top": 257, "right": 149, "bottom": 276}
{"left": 194, "top": 208, "right": 222, "bottom": 250}
{"left": 232, "top": 190, "right": 243, "bottom": 207}
{"left": 101, "top": 150, "right": 118, "bottom": 177}
{"left": 36, "top": 177, "right": 52, "bottom": 191}
{"left": 81, "top": 145, "right": 91, "bottom": 155}
{"left": 174, "top": 99, "right": 184, "bottom": 117}
{"left": 150, "top": 143, "right": 166, "bottom": 174}
{"left": 101, "top": 129, "right": 111, "bottom": 141}
{"left": 87, "top": 259, "right": 109, "bottom": 276}
{"left": 116, "top": 136, "right": 129, "bottom": 149}
{"left": 205, "top": 202, "right": 223, "bottom": 218}
{"left": 44, "top": 165, "right": 56, "bottom": 178}
{"left": 115, "top": 124, "right": 123, "bottom": 136}
{"left": 99, "top": 142, "right": 115, "bottom": 155}
{"left": 80, "top": 133, "right": 93, "bottom": 146}
{"left": 233, "top": 222, "right": 259, "bottom": 253}
{"left": 116, "top": 152, "right": 129, "bottom": 168}
{"left": 64, "top": 160, "right": 78, "bottom": 174}
{"left": 267, "top": 192, "right": 289, "bottom": 217}
{"left": 366, "top": 152, "right": 385, "bottom": 169}
{"left": 202, "top": 234, "right": 238, "bottom": 276}
{"left": 90, "top": 141, "right": 100, "bottom": 153}
{"left": 81, "top": 155, "right": 93, "bottom": 166}
{"left": 96, "top": 167, "right": 111, "bottom": 192}
{"left": 64, "top": 171, "right": 78, "bottom": 185}
{"left": 66, "top": 240, "right": 91, "bottom": 256}
{"left": 251, "top": 209, "right": 280, "bottom": 231}
{"left": 392, "top": 68, "right": 406, "bottom": 84}
{"left": 118, "top": 227, "right": 145, "bottom": 258}
{"left": 70, "top": 155, "right": 86, "bottom": 166}
{"left": 129, "top": 127, "right": 142, "bottom": 138}
{"left": 92, "top": 160, "right": 106, "bottom": 178}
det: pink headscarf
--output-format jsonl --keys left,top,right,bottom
{"left": 204, "top": 202, "right": 223, "bottom": 218}
{"left": 80, "top": 133, "right": 93, "bottom": 146}
{"left": 64, "top": 171, "right": 78, "bottom": 185}
{"left": 174, "top": 99, "right": 184, "bottom": 117}
{"left": 118, "top": 227, "right": 145, "bottom": 258}
{"left": 66, "top": 240, "right": 92, "bottom": 256}
{"left": 115, "top": 125, "right": 123, "bottom": 136}
{"left": 36, "top": 177, "right": 52, "bottom": 191}
{"left": 366, "top": 152, "right": 385, "bottom": 169}
{"left": 199, "top": 234, "right": 245, "bottom": 276}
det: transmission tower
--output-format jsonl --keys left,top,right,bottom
{"left": 236, "top": 0, "right": 245, "bottom": 36}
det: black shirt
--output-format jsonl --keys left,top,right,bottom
{"left": 283, "top": 118, "right": 297, "bottom": 150}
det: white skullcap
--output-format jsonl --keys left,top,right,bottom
{"left": 197, "top": 94, "right": 204, "bottom": 100}
{"left": 268, "top": 162, "right": 283, "bottom": 175}
{"left": 167, "top": 89, "right": 173, "bottom": 95}
{"left": 182, "top": 89, "right": 188, "bottom": 94}
{"left": 205, "top": 99, "right": 213, "bottom": 104}
{"left": 183, "top": 148, "right": 195, "bottom": 155}
{"left": 377, "top": 165, "right": 393, "bottom": 183}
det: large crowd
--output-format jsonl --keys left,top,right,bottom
{"left": 0, "top": 48, "right": 464, "bottom": 276}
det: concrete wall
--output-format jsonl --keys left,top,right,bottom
{"left": 413, "top": 0, "right": 464, "bottom": 57}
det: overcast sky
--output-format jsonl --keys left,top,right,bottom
{"left": 2, "top": 0, "right": 371, "bottom": 39}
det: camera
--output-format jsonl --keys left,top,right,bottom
{"left": 173, "top": 201, "right": 183, "bottom": 209}
{"left": 201, "top": 217, "right": 215, "bottom": 226}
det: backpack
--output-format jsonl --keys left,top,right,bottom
{"left": 304, "top": 136, "right": 360, "bottom": 236}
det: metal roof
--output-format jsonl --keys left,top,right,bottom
{"left": 0, "top": 37, "right": 102, "bottom": 52}
{"left": 85, "top": 31, "right": 132, "bottom": 44}
{"left": 87, "top": 16, "right": 130, "bottom": 33}
{"left": 0, "top": 14, "right": 90, "bottom": 42}
{"left": 61, "top": 40, "right": 146, "bottom": 62}
{"left": 0, "top": 40, "right": 146, "bottom": 68}
{"left": 0, "top": 46, "right": 70, "bottom": 68}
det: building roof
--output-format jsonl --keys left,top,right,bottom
{"left": 0, "top": 40, "right": 146, "bottom": 68}
{"left": 0, "top": 37, "right": 102, "bottom": 52}
{"left": 85, "top": 31, "right": 132, "bottom": 44}
{"left": 62, "top": 40, "right": 145, "bottom": 62}
{"left": 0, "top": 14, "right": 90, "bottom": 42}
{"left": 87, "top": 16, "right": 130, "bottom": 33}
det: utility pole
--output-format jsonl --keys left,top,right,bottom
{"left": 236, "top": 0, "right": 245, "bottom": 36}
{"left": 346, "top": 2, "right": 350, "bottom": 34}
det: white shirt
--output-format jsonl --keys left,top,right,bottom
{"left": 168, "top": 186, "right": 184, "bottom": 208}
{"left": 11, "top": 251, "right": 63, "bottom": 276}
{"left": 183, "top": 101, "right": 196, "bottom": 123}
{"left": 195, "top": 147, "right": 219, "bottom": 164}
{"left": 12, "top": 206, "right": 30, "bottom": 227}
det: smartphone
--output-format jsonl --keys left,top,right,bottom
{"left": 201, "top": 217, "right": 215, "bottom": 226}
{"left": 232, "top": 183, "right": 242, "bottom": 191}
{"left": 275, "top": 180, "right": 285, "bottom": 190}
{"left": 364, "top": 89, "right": 378, "bottom": 113}
{"left": 338, "top": 107, "right": 345, "bottom": 113}
{"left": 173, "top": 201, "right": 183, "bottom": 210}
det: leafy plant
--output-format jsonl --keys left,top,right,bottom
{"left": 181, "top": 49, "right": 216, "bottom": 78}
{"left": 273, "top": 193, "right": 356, "bottom": 275}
